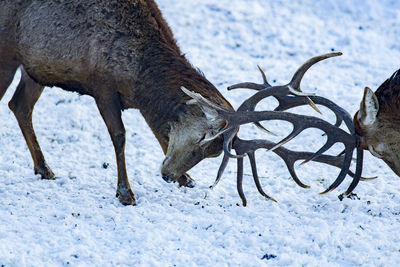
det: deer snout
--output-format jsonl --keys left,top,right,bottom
{"left": 161, "top": 157, "right": 196, "bottom": 188}
{"left": 161, "top": 157, "right": 173, "bottom": 181}
{"left": 160, "top": 156, "right": 183, "bottom": 183}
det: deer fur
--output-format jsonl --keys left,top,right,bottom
{"left": 354, "top": 69, "right": 400, "bottom": 176}
{"left": 0, "top": 0, "right": 232, "bottom": 205}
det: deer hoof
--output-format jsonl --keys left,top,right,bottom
{"left": 178, "top": 173, "right": 196, "bottom": 188}
{"left": 35, "top": 164, "right": 55, "bottom": 180}
{"left": 116, "top": 188, "right": 136, "bottom": 206}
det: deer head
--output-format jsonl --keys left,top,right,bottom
{"left": 160, "top": 105, "right": 226, "bottom": 184}
{"left": 354, "top": 70, "right": 400, "bottom": 176}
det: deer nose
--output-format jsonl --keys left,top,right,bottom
{"left": 162, "top": 174, "right": 173, "bottom": 183}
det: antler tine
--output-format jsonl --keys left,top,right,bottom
{"left": 234, "top": 139, "right": 278, "bottom": 204}
{"left": 344, "top": 148, "right": 364, "bottom": 195}
{"left": 299, "top": 138, "right": 337, "bottom": 166}
{"left": 258, "top": 65, "right": 269, "bottom": 85}
{"left": 211, "top": 154, "right": 230, "bottom": 189}
{"left": 236, "top": 157, "right": 247, "bottom": 206}
{"left": 222, "top": 128, "right": 243, "bottom": 158}
{"left": 319, "top": 147, "right": 353, "bottom": 194}
{"left": 289, "top": 52, "right": 342, "bottom": 91}
{"left": 227, "top": 65, "right": 272, "bottom": 91}
{"left": 230, "top": 84, "right": 348, "bottom": 130}
{"left": 247, "top": 151, "right": 278, "bottom": 202}
{"left": 279, "top": 52, "right": 341, "bottom": 115}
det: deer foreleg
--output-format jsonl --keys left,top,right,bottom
{"left": 96, "top": 95, "right": 136, "bottom": 206}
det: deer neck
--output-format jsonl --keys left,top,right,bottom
{"left": 120, "top": 50, "right": 231, "bottom": 152}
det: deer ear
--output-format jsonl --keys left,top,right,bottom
{"left": 358, "top": 87, "right": 379, "bottom": 126}
{"left": 181, "top": 86, "right": 224, "bottom": 121}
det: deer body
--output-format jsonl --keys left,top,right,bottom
{"left": 1, "top": 0, "right": 231, "bottom": 205}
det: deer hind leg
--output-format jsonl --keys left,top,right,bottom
{"left": 95, "top": 95, "right": 136, "bottom": 206}
{"left": 8, "top": 68, "right": 55, "bottom": 179}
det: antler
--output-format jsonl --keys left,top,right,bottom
{"left": 181, "top": 53, "right": 364, "bottom": 206}
{"left": 229, "top": 52, "right": 350, "bottom": 130}
{"left": 211, "top": 138, "right": 365, "bottom": 206}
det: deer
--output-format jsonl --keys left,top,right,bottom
{"left": 354, "top": 69, "right": 400, "bottom": 177}
{"left": 0, "top": 0, "right": 363, "bottom": 206}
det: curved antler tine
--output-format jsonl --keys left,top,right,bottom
{"left": 228, "top": 82, "right": 266, "bottom": 91}
{"left": 254, "top": 122, "right": 277, "bottom": 136}
{"left": 257, "top": 65, "right": 270, "bottom": 86}
{"left": 360, "top": 176, "right": 378, "bottom": 181}
{"left": 236, "top": 157, "right": 247, "bottom": 206}
{"left": 289, "top": 52, "right": 342, "bottom": 91}
{"left": 284, "top": 159, "right": 311, "bottom": 188}
{"left": 287, "top": 52, "right": 342, "bottom": 112}
{"left": 227, "top": 65, "right": 272, "bottom": 91}
{"left": 306, "top": 97, "right": 322, "bottom": 114}
{"left": 344, "top": 148, "right": 364, "bottom": 195}
{"left": 248, "top": 152, "right": 277, "bottom": 202}
{"left": 211, "top": 154, "right": 231, "bottom": 189}
{"left": 336, "top": 149, "right": 346, "bottom": 157}
{"left": 320, "top": 147, "right": 353, "bottom": 194}
{"left": 272, "top": 147, "right": 310, "bottom": 188}
{"left": 299, "top": 139, "right": 336, "bottom": 165}
{"left": 223, "top": 128, "right": 244, "bottom": 158}
{"left": 268, "top": 127, "right": 303, "bottom": 152}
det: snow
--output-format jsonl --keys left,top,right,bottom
{"left": 1, "top": 0, "right": 400, "bottom": 266}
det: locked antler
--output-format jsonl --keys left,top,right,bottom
{"left": 182, "top": 53, "right": 364, "bottom": 206}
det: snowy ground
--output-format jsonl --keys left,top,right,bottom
{"left": 1, "top": 0, "right": 400, "bottom": 266}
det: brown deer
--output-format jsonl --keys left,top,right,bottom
{"left": 354, "top": 69, "right": 400, "bottom": 176}
{"left": 0, "top": 0, "right": 362, "bottom": 206}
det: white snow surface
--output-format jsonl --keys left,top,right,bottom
{"left": 1, "top": 0, "right": 400, "bottom": 266}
